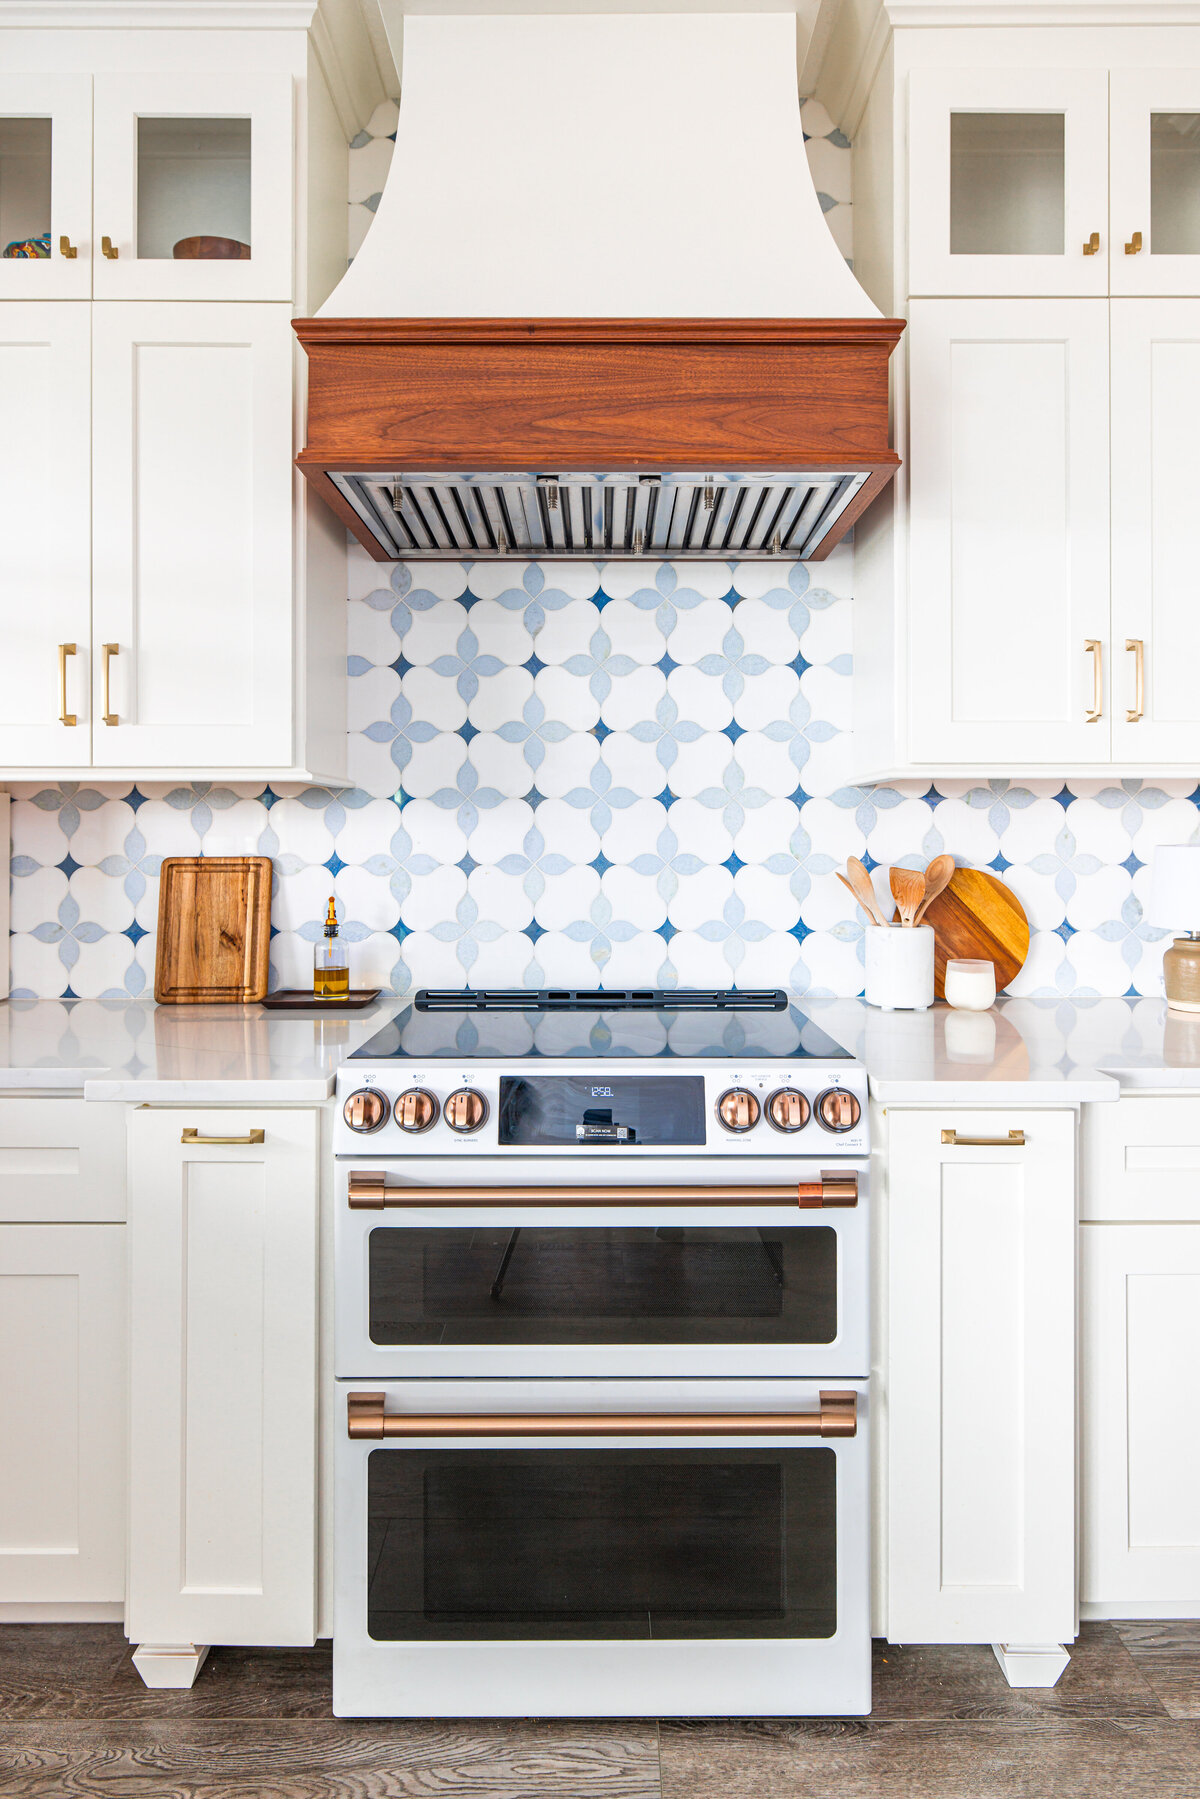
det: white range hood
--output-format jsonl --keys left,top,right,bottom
{"left": 323, "top": 10, "right": 878, "bottom": 319}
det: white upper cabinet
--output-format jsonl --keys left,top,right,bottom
{"left": 91, "top": 303, "right": 295, "bottom": 768}
{"left": 1111, "top": 72, "right": 1200, "bottom": 297}
{"left": 91, "top": 74, "right": 293, "bottom": 302}
{"left": 907, "top": 298, "right": 1111, "bottom": 765}
{"left": 0, "top": 75, "right": 92, "bottom": 299}
{"left": 0, "top": 302, "right": 92, "bottom": 767}
{"left": 1109, "top": 299, "right": 1200, "bottom": 760}
{"left": 909, "top": 69, "right": 1110, "bottom": 296}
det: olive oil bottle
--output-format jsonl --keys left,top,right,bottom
{"left": 313, "top": 894, "right": 350, "bottom": 999}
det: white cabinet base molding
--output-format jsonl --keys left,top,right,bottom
{"left": 991, "top": 1643, "right": 1071, "bottom": 1688}
{"left": 132, "top": 1644, "right": 211, "bottom": 1691}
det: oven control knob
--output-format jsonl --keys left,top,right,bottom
{"left": 815, "top": 1088, "right": 861, "bottom": 1133}
{"left": 717, "top": 1088, "right": 760, "bottom": 1133}
{"left": 766, "top": 1088, "right": 810, "bottom": 1133}
{"left": 395, "top": 1087, "right": 439, "bottom": 1133}
{"left": 342, "top": 1087, "right": 390, "bottom": 1133}
{"left": 444, "top": 1088, "right": 488, "bottom": 1134}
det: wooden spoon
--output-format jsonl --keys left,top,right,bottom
{"left": 845, "top": 857, "right": 887, "bottom": 928}
{"left": 837, "top": 870, "right": 885, "bottom": 925}
{"left": 913, "top": 853, "right": 955, "bottom": 926}
{"left": 890, "top": 865, "right": 926, "bottom": 927}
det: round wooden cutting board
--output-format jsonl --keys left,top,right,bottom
{"left": 919, "top": 867, "right": 1030, "bottom": 1000}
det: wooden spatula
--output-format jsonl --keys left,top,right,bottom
{"left": 890, "top": 865, "right": 925, "bottom": 927}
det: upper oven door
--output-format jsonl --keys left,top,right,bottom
{"left": 334, "top": 1157, "right": 868, "bottom": 1380}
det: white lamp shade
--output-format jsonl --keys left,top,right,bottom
{"left": 1148, "top": 845, "right": 1200, "bottom": 928}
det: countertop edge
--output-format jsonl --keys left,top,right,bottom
{"left": 83, "top": 1078, "right": 337, "bottom": 1104}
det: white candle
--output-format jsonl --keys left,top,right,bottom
{"left": 944, "top": 957, "right": 996, "bottom": 1010}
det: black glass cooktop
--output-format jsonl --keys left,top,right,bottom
{"left": 350, "top": 991, "right": 851, "bottom": 1061}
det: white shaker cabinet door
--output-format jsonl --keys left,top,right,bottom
{"left": 1110, "top": 71, "right": 1200, "bottom": 299}
{"left": 907, "top": 299, "right": 1110, "bottom": 767}
{"left": 0, "top": 303, "right": 92, "bottom": 768}
{"left": 885, "top": 1109, "right": 1076, "bottom": 1645}
{"left": 1082, "top": 1223, "right": 1200, "bottom": 1608}
{"left": 0, "top": 74, "right": 93, "bottom": 301}
{"left": 0, "top": 1224, "right": 126, "bottom": 1607}
{"left": 127, "top": 1109, "right": 319, "bottom": 1648}
{"left": 90, "top": 303, "right": 294, "bottom": 770}
{"left": 1110, "top": 300, "right": 1200, "bottom": 763}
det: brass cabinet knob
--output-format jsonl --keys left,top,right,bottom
{"left": 59, "top": 235, "right": 78, "bottom": 259}
{"left": 816, "top": 1088, "right": 861, "bottom": 1133}
{"left": 1125, "top": 230, "right": 1144, "bottom": 255}
{"left": 396, "top": 1088, "right": 439, "bottom": 1132}
{"left": 101, "top": 235, "right": 119, "bottom": 260}
{"left": 444, "top": 1088, "right": 488, "bottom": 1133}
{"left": 1083, "top": 231, "right": 1100, "bottom": 255}
{"left": 343, "top": 1088, "right": 390, "bottom": 1133}
{"left": 716, "top": 1088, "right": 760, "bottom": 1133}
{"left": 766, "top": 1088, "right": 811, "bottom": 1133}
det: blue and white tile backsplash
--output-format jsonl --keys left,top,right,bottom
{"left": 5, "top": 96, "right": 1195, "bottom": 1001}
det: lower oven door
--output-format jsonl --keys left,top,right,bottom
{"left": 335, "top": 1159, "right": 867, "bottom": 1379}
{"left": 334, "top": 1378, "right": 869, "bottom": 1718}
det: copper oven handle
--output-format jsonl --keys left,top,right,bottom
{"left": 348, "top": 1391, "right": 857, "bottom": 1440}
{"left": 941, "top": 1129, "right": 1025, "bottom": 1147}
{"left": 347, "top": 1172, "right": 857, "bottom": 1210}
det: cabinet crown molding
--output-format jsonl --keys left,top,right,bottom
{"left": 0, "top": 1, "right": 320, "bottom": 24}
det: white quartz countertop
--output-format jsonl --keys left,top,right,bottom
{"left": 0, "top": 993, "right": 1198, "bottom": 1107}
{"left": 0, "top": 997, "right": 403, "bottom": 1102}
{"left": 807, "top": 995, "right": 1200, "bottom": 1104}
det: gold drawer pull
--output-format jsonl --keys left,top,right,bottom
{"left": 101, "top": 641, "right": 119, "bottom": 726}
{"left": 348, "top": 1390, "right": 858, "bottom": 1440}
{"left": 181, "top": 1127, "right": 265, "bottom": 1146}
{"left": 57, "top": 642, "right": 77, "bottom": 726}
{"left": 941, "top": 1129, "right": 1026, "bottom": 1147}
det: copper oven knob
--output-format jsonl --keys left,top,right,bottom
{"left": 342, "top": 1088, "right": 390, "bottom": 1133}
{"left": 716, "top": 1088, "right": 760, "bottom": 1133}
{"left": 396, "top": 1088, "right": 439, "bottom": 1133}
{"left": 815, "top": 1088, "right": 861, "bottom": 1133}
{"left": 444, "top": 1088, "right": 488, "bottom": 1134}
{"left": 766, "top": 1088, "right": 810, "bottom": 1133}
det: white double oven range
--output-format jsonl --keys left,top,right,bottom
{"left": 332, "top": 989, "right": 870, "bottom": 1718}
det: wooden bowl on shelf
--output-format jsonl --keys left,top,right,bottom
{"left": 172, "top": 235, "right": 251, "bottom": 260}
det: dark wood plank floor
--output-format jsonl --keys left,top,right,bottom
{"left": 0, "top": 1623, "right": 1195, "bottom": 1798}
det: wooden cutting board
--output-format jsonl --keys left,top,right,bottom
{"left": 920, "top": 867, "right": 1030, "bottom": 1001}
{"left": 154, "top": 856, "right": 272, "bottom": 1004}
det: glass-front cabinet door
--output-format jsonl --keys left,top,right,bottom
{"left": 90, "top": 74, "right": 293, "bottom": 301}
{"left": 908, "top": 68, "right": 1110, "bottom": 296}
{"left": 1111, "top": 71, "right": 1200, "bottom": 296}
{"left": 0, "top": 75, "right": 92, "bottom": 299}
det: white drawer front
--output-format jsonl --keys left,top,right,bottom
{"left": 0, "top": 1099, "right": 125, "bottom": 1223}
{"left": 1084, "top": 1097, "right": 1200, "bottom": 1221}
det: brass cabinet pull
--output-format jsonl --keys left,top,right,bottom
{"left": 180, "top": 1127, "right": 265, "bottom": 1146}
{"left": 1085, "top": 638, "right": 1103, "bottom": 722}
{"left": 58, "top": 235, "right": 77, "bottom": 259}
{"left": 101, "top": 235, "right": 119, "bottom": 260}
{"left": 1125, "top": 638, "right": 1144, "bottom": 723}
{"left": 57, "top": 642, "right": 77, "bottom": 726}
{"left": 101, "top": 642, "right": 119, "bottom": 726}
{"left": 1083, "top": 231, "right": 1101, "bottom": 255}
{"left": 348, "top": 1390, "right": 857, "bottom": 1441}
{"left": 1125, "top": 230, "right": 1144, "bottom": 255}
{"left": 941, "top": 1128, "right": 1026, "bottom": 1147}
{"left": 347, "top": 1172, "right": 858, "bottom": 1210}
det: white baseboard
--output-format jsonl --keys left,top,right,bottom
{"left": 1081, "top": 1600, "right": 1200, "bottom": 1621}
{"left": 0, "top": 1601, "right": 124, "bottom": 1622}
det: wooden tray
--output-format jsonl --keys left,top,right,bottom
{"left": 919, "top": 867, "right": 1030, "bottom": 1001}
{"left": 154, "top": 856, "right": 272, "bottom": 1004}
{"left": 260, "top": 989, "right": 381, "bottom": 1010}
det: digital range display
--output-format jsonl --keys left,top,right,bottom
{"left": 497, "top": 1075, "right": 707, "bottom": 1147}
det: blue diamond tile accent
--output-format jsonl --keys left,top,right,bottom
{"left": 58, "top": 853, "right": 80, "bottom": 878}
{"left": 126, "top": 920, "right": 148, "bottom": 945}
{"left": 1052, "top": 785, "right": 1074, "bottom": 808}
{"left": 591, "top": 853, "right": 612, "bottom": 876}
{"left": 1122, "top": 852, "right": 1144, "bottom": 875}
{"left": 325, "top": 853, "right": 345, "bottom": 876}
{"left": 990, "top": 853, "right": 1011, "bottom": 873}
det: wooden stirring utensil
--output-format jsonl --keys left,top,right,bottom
{"left": 838, "top": 870, "right": 885, "bottom": 925}
{"left": 846, "top": 857, "right": 887, "bottom": 928}
{"left": 913, "top": 853, "right": 954, "bottom": 926}
{"left": 890, "top": 865, "right": 925, "bottom": 927}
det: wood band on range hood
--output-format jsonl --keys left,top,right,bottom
{"left": 292, "top": 316, "right": 905, "bottom": 564}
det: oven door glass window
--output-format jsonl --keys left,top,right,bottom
{"left": 368, "top": 1226, "right": 838, "bottom": 1346}
{"left": 367, "top": 1447, "right": 836, "bottom": 1642}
